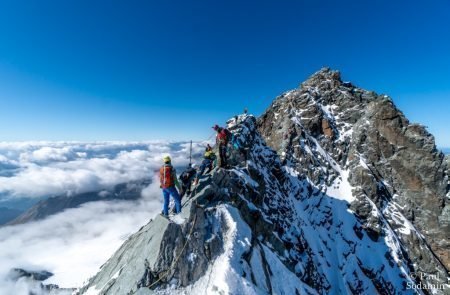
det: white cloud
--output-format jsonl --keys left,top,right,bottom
{"left": 19, "top": 146, "right": 74, "bottom": 163}
{"left": 0, "top": 140, "right": 213, "bottom": 294}
{"left": 0, "top": 141, "right": 209, "bottom": 199}
{"left": 0, "top": 174, "right": 163, "bottom": 294}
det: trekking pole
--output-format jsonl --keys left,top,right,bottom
{"left": 189, "top": 140, "right": 192, "bottom": 166}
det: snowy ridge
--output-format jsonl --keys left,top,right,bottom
{"left": 164, "top": 205, "right": 316, "bottom": 295}
{"left": 79, "top": 114, "right": 428, "bottom": 294}
{"left": 258, "top": 68, "right": 450, "bottom": 293}
{"left": 77, "top": 68, "right": 449, "bottom": 295}
{"left": 229, "top": 116, "right": 419, "bottom": 294}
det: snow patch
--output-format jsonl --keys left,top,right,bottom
{"left": 326, "top": 169, "right": 355, "bottom": 202}
{"left": 180, "top": 205, "right": 255, "bottom": 295}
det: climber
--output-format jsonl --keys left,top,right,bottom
{"left": 193, "top": 144, "right": 216, "bottom": 185}
{"left": 179, "top": 163, "right": 197, "bottom": 199}
{"left": 213, "top": 124, "right": 232, "bottom": 168}
{"left": 159, "top": 155, "right": 182, "bottom": 216}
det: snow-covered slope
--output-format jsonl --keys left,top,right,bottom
{"left": 258, "top": 68, "right": 450, "bottom": 279}
{"left": 77, "top": 110, "right": 449, "bottom": 294}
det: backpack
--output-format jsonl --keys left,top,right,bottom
{"left": 204, "top": 150, "right": 216, "bottom": 160}
{"left": 160, "top": 164, "right": 175, "bottom": 188}
{"left": 217, "top": 128, "right": 231, "bottom": 144}
{"left": 231, "top": 134, "right": 241, "bottom": 149}
{"left": 224, "top": 128, "right": 232, "bottom": 142}
{"left": 180, "top": 171, "right": 189, "bottom": 182}
{"left": 180, "top": 168, "right": 196, "bottom": 183}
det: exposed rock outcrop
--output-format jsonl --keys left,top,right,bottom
{"left": 70, "top": 68, "right": 450, "bottom": 295}
{"left": 258, "top": 68, "right": 450, "bottom": 285}
{"left": 78, "top": 112, "right": 449, "bottom": 295}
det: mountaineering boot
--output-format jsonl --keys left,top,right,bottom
{"left": 159, "top": 212, "right": 170, "bottom": 221}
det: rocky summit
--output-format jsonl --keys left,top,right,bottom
{"left": 77, "top": 69, "right": 450, "bottom": 295}
{"left": 258, "top": 68, "right": 450, "bottom": 274}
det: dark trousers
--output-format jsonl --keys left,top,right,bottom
{"left": 219, "top": 144, "right": 227, "bottom": 167}
{"left": 197, "top": 159, "right": 213, "bottom": 178}
{"left": 180, "top": 182, "right": 192, "bottom": 199}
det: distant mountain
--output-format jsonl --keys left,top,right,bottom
{"left": 0, "top": 196, "right": 42, "bottom": 211}
{"left": 0, "top": 207, "right": 23, "bottom": 225}
{"left": 7, "top": 268, "right": 75, "bottom": 294}
{"left": 442, "top": 147, "right": 450, "bottom": 155}
{"left": 6, "top": 179, "right": 151, "bottom": 226}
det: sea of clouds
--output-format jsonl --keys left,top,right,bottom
{"left": 0, "top": 141, "right": 209, "bottom": 294}
{"left": 0, "top": 141, "right": 206, "bottom": 200}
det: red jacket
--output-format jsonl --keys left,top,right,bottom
{"left": 216, "top": 128, "right": 230, "bottom": 145}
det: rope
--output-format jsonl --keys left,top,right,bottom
{"left": 206, "top": 131, "right": 216, "bottom": 142}
{"left": 145, "top": 213, "right": 198, "bottom": 290}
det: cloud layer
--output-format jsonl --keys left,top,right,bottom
{"left": 0, "top": 175, "right": 162, "bottom": 293}
{"left": 0, "top": 141, "right": 207, "bottom": 200}
{"left": 0, "top": 141, "right": 211, "bottom": 294}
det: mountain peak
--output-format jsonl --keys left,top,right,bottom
{"left": 300, "top": 67, "right": 342, "bottom": 89}
{"left": 78, "top": 111, "right": 449, "bottom": 294}
{"left": 259, "top": 69, "right": 450, "bottom": 278}
{"left": 74, "top": 70, "right": 449, "bottom": 295}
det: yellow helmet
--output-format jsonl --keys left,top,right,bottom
{"left": 163, "top": 155, "right": 171, "bottom": 163}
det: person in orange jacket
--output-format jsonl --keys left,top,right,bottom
{"left": 159, "top": 155, "right": 182, "bottom": 216}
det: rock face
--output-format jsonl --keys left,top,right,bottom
{"left": 78, "top": 110, "right": 449, "bottom": 294}
{"left": 6, "top": 179, "right": 151, "bottom": 226}
{"left": 78, "top": 115, "right": 447, "bottom": 294}
{"left": 258, "top": 68, "right": 450, "bottom": 275}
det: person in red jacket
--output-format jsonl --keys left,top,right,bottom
{"left": 160, "top": 155, "right": 182, "bottom": 216}
{"left": 213, "top": 124, "right": 231, "bottom": 168}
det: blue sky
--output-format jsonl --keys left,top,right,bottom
{"left": 0, "top": 0, "right": 449, "bottom": 146}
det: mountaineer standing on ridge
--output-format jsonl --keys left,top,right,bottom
{"left": 159, "top": 155, "right": 182, "bottom": 217}
{"left": 213, "top": 124, "right": 231, "bottom": 168}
